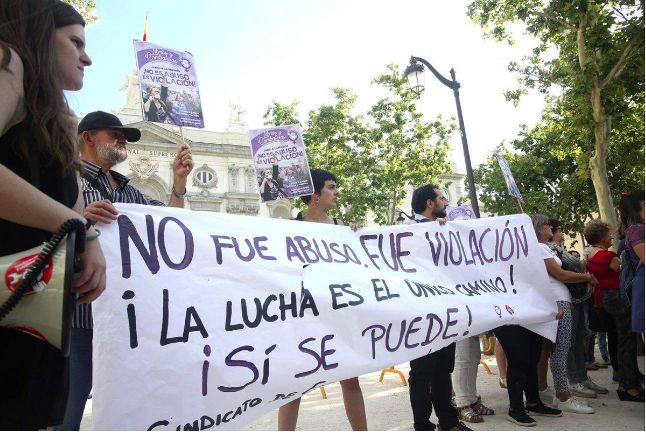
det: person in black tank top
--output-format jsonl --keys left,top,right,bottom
{"left": 0, "top": 1, "right": 106, "bottom": 429}
{"left": 278, "top": 169, "right": 368, "bottom": 430}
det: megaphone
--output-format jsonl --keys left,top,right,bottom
{"left": 0, "top": 233, "right": 76, "bottom": 356}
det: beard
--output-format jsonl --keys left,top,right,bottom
{"left": 433, "top": 209, "right": 447, "bottom": 219}
{"left": 96, "top": 142, "right": 127, "bottom": 165}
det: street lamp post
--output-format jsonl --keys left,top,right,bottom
{"left": 404, "top": 56, "right": 480, "bottom": 218}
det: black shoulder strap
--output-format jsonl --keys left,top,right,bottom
{"left": 81, "top": 171, "right": 112, "bottom": 200}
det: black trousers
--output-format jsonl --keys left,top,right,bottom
{"left": 408, "top": 342, "right": 458, "bottom": 430}
{"left": 493, "top": 325, "right": 542, "bottom": 411}
{"left": 603, "top": 290, "right": 641, "bottom": 389}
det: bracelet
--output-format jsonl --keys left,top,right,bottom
{"left": 87, "top": 228, "right": 101, "bottom": 241}
{"left": 172, "top": 185, "right": 187, "bottom": 198}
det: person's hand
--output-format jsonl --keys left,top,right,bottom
{"left": 350, "top": 223, "right": 364, "bottom": 232}
{"left": 584, "top": 272, "right": 598, "bottom": 286}
{"left": 437, "top": 217, "right": 447, "bottom": 225}
{"left": 72, "top": 235, "right": 106, "bottom": 304}
{"left": 84, "top": 199, "right": 118, "bottom": 225}
{"left": 172, "top": 143, "right": 194, "bottom": 179}
{"left": 555, "top": 307, "right": 564, "bottom": 320}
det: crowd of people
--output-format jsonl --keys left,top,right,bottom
{"left": 0, "top": 0, "right": 643, "bottom": 431}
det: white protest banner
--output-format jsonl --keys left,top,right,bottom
{"left": 92, "top": 204, "right": 558, "bottom": 430}
{"left": 134, "top": 40, "right": 204, "bottom": 128}
{"left": 248, "top": 124, "right": 314, "bottom": 202}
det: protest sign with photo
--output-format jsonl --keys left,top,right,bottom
{"left": 133, "top": 40, "right": 204, "bottom": 128}
{"left": 92, "top": 204, "right": 558, "bottom": 430}
{"left": 248, "top": 125, "right": 314, "bottom": 202}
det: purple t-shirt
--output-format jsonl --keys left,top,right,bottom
{"left": 625, "top": 223, "right": 645, "bottom": 250}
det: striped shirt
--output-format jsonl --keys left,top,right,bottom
{"left": 74, "top": 160, "right": 165, "bottom": 329}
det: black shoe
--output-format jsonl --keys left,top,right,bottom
{"left": 617, "top": 389, "right": 645, "bottom": 402}
{"left": 506, "top": 408, "right": 536, "bottom": 427}
{"left": 451, "top": 421, "right": 472, "bottom": 431}
{"left": 414, "top": 422, "right": 437, "bottom": 431}
{"left": 525, "top": 403, "right": 562, "bottom": 417}
{"left": 437, "top": 421, "right": 472, "bottom": 431}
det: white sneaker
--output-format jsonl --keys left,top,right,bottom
{"left": 539, "top": 386, "right": 556, "bottom": 403}
{"left": 552, "top": 396, "right": 589, "bottom": 406}
{"left": 570, "top": 382, "right": 597, "bottom": 398}
{"left": 582, "top": 378, "right": 608, "bottom": 394}
{"left": 555, "top": 396, "right": 594, "bottom": 414}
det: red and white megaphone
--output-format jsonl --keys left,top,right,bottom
{"left": 0, "top": 233, "right": 77, "bottom": 356}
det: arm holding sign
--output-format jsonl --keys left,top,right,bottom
{"left": 168, "top": 143, "right": 194, "bottom": 208}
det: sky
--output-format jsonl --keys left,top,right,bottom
{"left": 68, "top": 0, "right": 547, "bottom": 173}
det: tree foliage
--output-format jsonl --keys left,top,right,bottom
{"left": 64, "top": 0, "right": 99, "bottom": 24}
{"left": 467, "top": 0, "right": 644, "bottom": 243}
{"left": 263, "top": 65, "right": 455, "bottom": 225}
{"left": 474, "top": 91, "right": 644, "bottom": 243}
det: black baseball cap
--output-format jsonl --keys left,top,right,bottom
{"left": 78, "top": 111, "right": 141, "bottom": 142}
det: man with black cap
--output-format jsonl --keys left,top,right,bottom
{"left": 55, "top": 111, "right": 194, "bottom": 430}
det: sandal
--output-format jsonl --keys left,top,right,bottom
{"left": 471, "top": 400, "right": 495, "bottom": 416}
{"left": 457, "top": 406, "right": 484, "bottom": 423}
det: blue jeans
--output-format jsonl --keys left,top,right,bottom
{"left": 567, "top": 302, "right": 588, "bottom": 384}
{"left": 54, "top": 328, "right": 93, "bottom": 431}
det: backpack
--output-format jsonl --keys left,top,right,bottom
{"left": 619, "top": 249, "right": 637, "bottom": 303}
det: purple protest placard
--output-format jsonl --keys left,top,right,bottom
{"left": 446, "top": 204, "right": 477, "bottom": 221}
{"left": 133, "top": 41, "right": 204, "bottom": 128}
{"left": 248, "top": 124, "right": 314, "bottom": 202}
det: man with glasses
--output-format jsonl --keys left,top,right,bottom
{"left": 405, "top": 184, "right": 470, "bottom": 431}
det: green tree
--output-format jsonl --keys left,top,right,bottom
{"left": 263, "top": 100, "right": 300, "bottom": 127}
{"left": 263, "top": 90, "right": 371, "bottom": 224}
{"left": 264, "top": 65, "right": 455, "bottom": 225}
{"left": 368, "top": 64, "right": 454, "bottom": 224}
{"left": 474, "top": 91, "right": 644, "bottom": 245}
{"left": 64, "top": 0, "right": 98, "bottom": 24}
{"left": 467, "top": 0, "right": 645, "bottom": 243}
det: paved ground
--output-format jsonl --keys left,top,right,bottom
{"left": 81, "top": 351, "right": 645, "bottom": 431}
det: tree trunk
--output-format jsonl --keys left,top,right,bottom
{"left": 389, "top": 187, "right": 398, "bottom": 225}
{"left": 588, "top": 78, "right": 619, "bottom": 249}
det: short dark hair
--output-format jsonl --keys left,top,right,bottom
{"left": 301, "top": 169, "right": 337, "bottom": 204}
{"left": 619, "top": 189, "right": 645, "bottom": 228}
{"left": 548, "top": 218, "right": 562, "bottom": 233}
{"left": 584, "top": 219, "right": 610, "bottom": 245}
{"left": 411, "top": 184, "right": 440, "bottom": 214}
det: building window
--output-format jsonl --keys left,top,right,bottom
{"left": 197, "top": 170, "right": 213, "bottom": 184}
{"left": 192, "top": 164, "right": 218, "bottom": 189}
